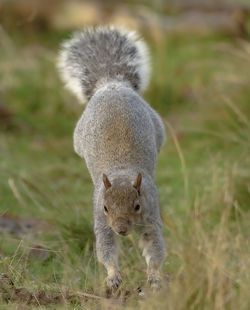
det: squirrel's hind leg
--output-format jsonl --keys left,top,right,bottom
{"left": 95, "top": 222, "right": 122, "bottom": 291}
{"left": 139, "top": 226, "right": 166, "bottom": 290}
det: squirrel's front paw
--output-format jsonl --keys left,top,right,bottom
{"left": 147, "top": 274, "right": 161, "bottom": 290}
{"left": 106, "top": 271, "right": 122, "bottom": 291}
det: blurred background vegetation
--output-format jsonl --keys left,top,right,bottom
{"left": 0, "top": 0, "right": 250, "bottom": 309}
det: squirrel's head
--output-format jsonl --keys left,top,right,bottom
{"left": 102, "top": 173, "right": 142, "bottom": 236}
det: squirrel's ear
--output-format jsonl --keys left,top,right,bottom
{"left": 133, "top": 173, "right": 142, "bottom": 193}
{"left": 103, "top": 174, "right": 111, "bottom": 190}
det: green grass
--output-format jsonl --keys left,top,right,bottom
{"left": 0, "top": 27, "right": 250, "bottom": 309}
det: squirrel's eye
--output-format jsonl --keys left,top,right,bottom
{"left": 104, "top": 206, "right": 108, "bottom": 213}
{"left": 134, "top": 204, "right": 140, "bottom": 212}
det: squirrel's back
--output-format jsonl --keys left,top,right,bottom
{"left": 57, "top": 26, "right": 150, "bottom": 104}
{"left": 73, "top": 84, "right": 158, "bottom": 180}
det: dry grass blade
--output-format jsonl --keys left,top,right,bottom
{"left": 222, "top": 95, "right": 250, "bottom": 128}
{"left": 1, "top": 167, "right": 54, "bottom": 207}
{"left": 164, "top": 120, "right": 189, "bottom": 200}
{"left": 8, "top": 178, "right": 27, "bottom": 210}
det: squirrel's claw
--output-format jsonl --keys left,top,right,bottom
{"left": 106, "top": 271, "right": 122, "bottom": 291}
{"left": 147, "top": 274, "right": 161, "bottom": 291}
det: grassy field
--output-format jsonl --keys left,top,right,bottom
{"left": 0, "top": 26, "right": 250, "bottom": 309}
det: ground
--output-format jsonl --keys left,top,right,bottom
{"left": 0, "top": 26, "right": 250, "bottom": 309}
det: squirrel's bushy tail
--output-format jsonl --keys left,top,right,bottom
{"left": 57, "top": 26, "right": 150, "bottom": 104}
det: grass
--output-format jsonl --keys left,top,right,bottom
{"left": 0, "top": 25, "right": 250, "bottom": 309}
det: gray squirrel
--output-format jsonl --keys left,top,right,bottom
{"left": 57, "top": 26, "right": 166, "bottom": 290}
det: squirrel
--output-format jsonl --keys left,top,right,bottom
{"left": 57, "top": 26, "right": 166, "bottom": 290}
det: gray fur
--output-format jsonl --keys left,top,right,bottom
{"left": 58, "top": 27, "right": 166, "bottom": 290}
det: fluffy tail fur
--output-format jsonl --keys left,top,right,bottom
{"left": 57, "top": 26, "right": 150, "bottom": 104}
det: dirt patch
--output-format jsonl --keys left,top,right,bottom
{"left": 0, "top": 100, "right": 12, "bottom": 127}
{"left": 0, "top": 213, "right": 53, "bottom": 236}
{"left": 0, "top": 273, "right": 134, "bottom": 307}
